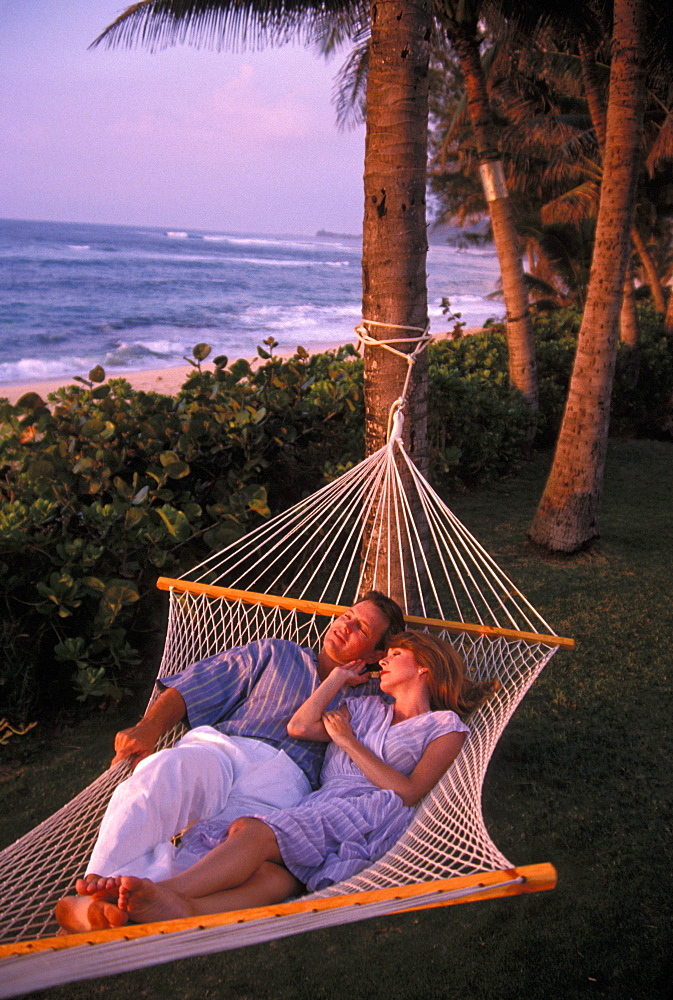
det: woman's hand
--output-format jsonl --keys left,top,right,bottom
{"left": 321, "top": 704, "right": 355, "bottom": 747}
{"left": 332, "top": 659, "right": 371, "bottom": 688}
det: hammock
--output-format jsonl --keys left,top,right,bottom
{"left": 0, "top": 407, "right": 571, "bottom": 997}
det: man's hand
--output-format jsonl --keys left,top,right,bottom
{"left": 110, "top": 722, "right": 158, "bottom": 769}
{"left": 109, "top": 687, "right": 187, "bottom": 769}
{"left": 322, "top": 704, "right": 355, "bottom": 747}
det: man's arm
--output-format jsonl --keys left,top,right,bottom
{"left": 111, "top": 687, "right": 187, "bottom": 769}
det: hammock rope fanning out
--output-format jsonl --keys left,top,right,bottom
{"left": 0, "top": 427, "right": 570, "bottom": 997}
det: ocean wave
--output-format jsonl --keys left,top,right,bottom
{"left": 104, "top": 340, "right": 187, "bottom": 367}
{"left": 215, "top": 236, "right": 334, "bottom": 253}
{"left": 226, "top": 255, "right": 351, "bottom": 269}
{"left": 239, "top": 303, "right": 363, "bottom": 333}
{"left": 0, "top": 356, "right": 91, "bottom": 384}
{"left": 166, "top": 231, "right": 189, "bottom": 239}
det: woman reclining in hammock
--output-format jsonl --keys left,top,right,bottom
{"left": 56, "top": 631, "right": 496, "bottom": 930}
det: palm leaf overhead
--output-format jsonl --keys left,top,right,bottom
{"left": 92, "top": 0, "right": 365, "bottom": 53}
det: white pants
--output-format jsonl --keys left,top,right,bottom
{"left": 88, "top": 727, "right": 311, "bottom": 881}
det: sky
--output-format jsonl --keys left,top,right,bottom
{"left": 1, "top": 1, "right": 367, "bottom": 235}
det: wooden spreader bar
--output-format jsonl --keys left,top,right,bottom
{"left": 0, "top": 864, "right": 557, "bottom": 959}
{"left": 157, "top": 578, "right": 575, "bottom": 649}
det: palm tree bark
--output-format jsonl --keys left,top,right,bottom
{"left": 665, "top": 286, "right": 673, "bottom": 335}
{"left": 448, "top": 20, "right": 538, "bottom": 412}
{"left": 362, "top": 0, "right": 432, "bottom": 468}
{"left": 620, "top": 259, "right": 639, "bottom": 349}
{"left": 529, "top": 0, "right": 646, "bottom": 553}
{"left": 580, "top": 36, "right": 667, "bottom": 317}
{"left": 360, "top": 0, "right": 432, "bottom": 611}
{"left": 630, "top": 226, "right": 667, "bottom": 314}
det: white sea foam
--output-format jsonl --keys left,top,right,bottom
{"left": 166, "top": 231, "right": 189, "bottom": 239}
{"left": 219, "top": 236, "right": 338, "bottom": 253}
{"left": 0, "top": 356, "right": 91, "bottom": 383}
{"left": 226, "top": 255, "right": 351, "bottom": 269}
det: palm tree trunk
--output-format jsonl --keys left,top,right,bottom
{"left": 620, "top": 258, "right": 640, "bottom": 384}
{"left": 362, "top": 0, "right": 431, "bottom": 467}
{"left": 620, "top": 259, "right": 639, "bottom": 350}
{"left": 449, "top": 22, "right": 538, "bottom": 412}
{"left": 529, "top": 0, "right": 646, "bottom": 553}
{"left": 631, "top": 226, "right": 667, "bottom": 314}
{"left": 581, "top": 37, "right": 667, "bottom": 316}
{"left": 360, "top": 0, "right": 432, "bottom": 610}
{"left": 665, "top": 286, "right": 673, "bottom": 335}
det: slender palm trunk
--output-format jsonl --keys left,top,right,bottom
{"left": 631, "top": 226, "right": 667, "bottom": 314}
{"left": 580, "top": 38, "right": 666, "bottom": 317}
{"left": 620, "top": 259, "right": 640, "bottom": 383}
{"left": 449, "top": 22, "right": 538, "bottom": 412}
{"left": 529, "top": 0, "right": 646, "bottom": 553}
{"left": 360, "top": 0, "right": 432, "bottom": 609}
{"left": 665, "top": 286, "right": 673, "bottom": 335}
{"left": 620, "top": 260, "right": 639, "bottom": 350}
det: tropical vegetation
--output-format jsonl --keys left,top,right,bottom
{"left": 1, "top": 306, "right": 671, "bottom": 728}
{"left": 93, "top": 0, "right": 673, "bottom": 561}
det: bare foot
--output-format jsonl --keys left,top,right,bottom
{"left": 76, "top": 875, "right": 118, "bottom": 896}
{"left": 54, "top": 892, "right": 129, "bottom": 933}
{"left": 117, "top": 875, "right": 194, "bottom": 923}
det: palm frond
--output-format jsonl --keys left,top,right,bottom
{"left": 308, "top": 2, "right": 368, "bottom": 57}
{"left": 92, "top": 0, "right": 362, "bottom": 54}
{"left": 541, "top": 181, "right": 599, "bottom": 226}
{"left": 330, "top": 35, "right": 369, "bottom": 129}
{"left": 646, "top": 108, "right": 673, "bottom": 177}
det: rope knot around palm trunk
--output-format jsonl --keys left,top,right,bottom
{"left": 354, "top": 318, "right": 432, "bottom": 442}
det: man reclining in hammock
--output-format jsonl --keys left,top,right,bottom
{"left": 57, "top": 630, "right": 496, "bottom": 930}
{"left": 56, "top": 590, "right": 404, "bottom": 924}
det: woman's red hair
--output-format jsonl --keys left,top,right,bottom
{"left": 387, "top": 631, "right": 499, "bottom": 715}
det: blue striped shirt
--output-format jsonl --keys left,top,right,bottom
{"left": 162, "top": 638, "right": 380, "bottom": 789}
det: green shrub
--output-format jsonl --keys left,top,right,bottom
{"left": 428, "top": 334, "right": 533, "bottom": 485}
{"left": 0, "top": 345, "right": 363, "bottom": 725}
{"left": 612, "top": 302, "right": 673, "bottom": 438}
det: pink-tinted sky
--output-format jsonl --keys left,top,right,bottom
{"left": 1, "top": 1, "right": 366, "bottom": 235}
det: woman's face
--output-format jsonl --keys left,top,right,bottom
{"left": 378, "top": 646, "right": 423, "bottom": 693}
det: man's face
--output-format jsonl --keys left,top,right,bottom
{"left": 321, "top": 600, "right": 389, "bottom": 666}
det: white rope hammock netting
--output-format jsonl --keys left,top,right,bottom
{"left": 0, "top": 429, "right": 565, "bottom": 995}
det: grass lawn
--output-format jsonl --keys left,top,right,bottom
{"left": 2, "top": 438, "right": 671, "bottom": 1000}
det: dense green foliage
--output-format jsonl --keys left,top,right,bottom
{"left": 0, "top": 344, "right": 363, "bottom": 725}
{"left": 1, "top": 308, "right": 671, "bottom": 725}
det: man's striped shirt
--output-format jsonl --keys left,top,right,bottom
{"left": 162, "top": 638, "right": 379, "bottom": 789}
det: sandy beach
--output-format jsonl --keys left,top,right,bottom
{"left": 0, "top": 340, "right": 349, "bottom": 406}
{"left": 0, "top": 327, "right": 472, "bottom": 407}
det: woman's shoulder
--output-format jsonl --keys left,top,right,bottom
{"left": 414, "top": 709, "right": 470, "bottom": 737}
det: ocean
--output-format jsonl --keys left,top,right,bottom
{"left": 0, "top": 217, "right": 504, "bottom": 387}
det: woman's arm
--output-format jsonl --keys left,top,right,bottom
{"left": 286, "top": 661, "right": 367, "bottom": 741}
{"left": 322, "top": 707, "right": 467, "bottom": 806}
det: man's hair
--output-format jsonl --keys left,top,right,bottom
{"left": 359, "top": 590, "right": 406, "bottom": 649}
